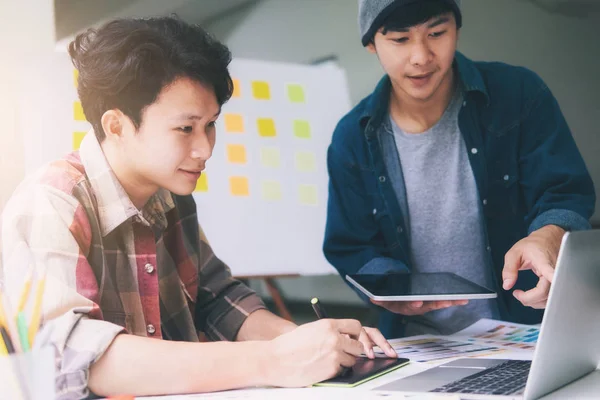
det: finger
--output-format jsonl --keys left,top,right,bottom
{"left": 529, "top": 300, "right": 548, "bottom": 309}
{"left": 503, "top": 247, "right": 523, "bottom": 290}
{"left": 333, "top": 319, "right": 363, "bottom": 339}
{"left": 358, "top": 329, "right": 375, "bottom": 358}
{"left": 513, "top": 278, "right": 550, "bottom": 307}
{"left": 340, "top": 335, "right": 365, "bottom": 357}
{"left": 364, "top": 327, "right": 397, "bottom": 358}
{"left": 455, "top": 300, "right": 469, "bottom": 306}
{"left": 527, "top": 251, "right": 556, "bottom": 284}
{"left": 338, "top": 351, "right": 358, "bottom": 368}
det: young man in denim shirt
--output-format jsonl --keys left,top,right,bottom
{"left": 324, "top": 0, "right": 595, "bottom": 338}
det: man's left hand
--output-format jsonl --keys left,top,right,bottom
{"left": 502, "top": 225, "right": 566, "bottom": 309}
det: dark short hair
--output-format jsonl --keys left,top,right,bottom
{"left": 379, "top": 0, "right": 458, "bottom": 38}
{"left": 69, "top": 16, "right": 233, "bottom": 141}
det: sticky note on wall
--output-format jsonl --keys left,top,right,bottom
{"left": 73, "top": 69, "right": 79, "bottom": 88}
{"left": 293, "top": 120, "right": 311, "bottom": 139}
{"left": 224, "top": 114, "right": 244, "bottom": 133}
{"left": 195, "top": 173, "right": 208, "bottom": 192}
{"left": 260, "top": 147, "right": 281, "bottom": 168}
{"left": 252, "top": 81, "right": 270, "bottom": 100}
{"left": 262, "top": 181, "right": 282, "bottom": 201}
{"left": 287, "top": 84, "right": 305, "bottom": 103}
{"left": 232, "top": 78, "right": 241, "bottom": 98}
{"left": 73, "top": 131, "right": 86, "bottom": 150}
{"left": 298, "top": 184, "right": 318, "bottom": 206}
{"left": 230, "top": 176, "right": 250, "bottom": 197}
{"left": 73, "top": 101, "right": 86, "bottom": 121}
{"left": 227, "top": 144, "right": 247, "bottom": 164}
{"left": 257, "top": 118, "right": 276, "bottom": 137}
{"left": 295, "top": 152, "right": 317, "bottom": 172}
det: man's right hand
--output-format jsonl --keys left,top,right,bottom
{"left": 266, "top": 319, "right": 364, "bottom": 387}
{"left": 371, "top": 299, "right": 469, "bottom": 315}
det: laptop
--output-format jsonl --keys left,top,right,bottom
{"left": 374, "top": 230, "right": 600, "bottom": 399}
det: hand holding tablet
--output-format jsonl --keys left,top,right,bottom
{"left": 346, "top": 272, "right": 497, "bottom": 316}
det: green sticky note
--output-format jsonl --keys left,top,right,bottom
{"left": 293, "top": 120, "right": 311, "bottom": 139}
{"left": 287, "top": 83, "right": 305, "bottom": 103}
{"left": 298, "top": 184, "right": 318, "bottom": 206}
{"left": 295, "top": 152, "right": 317, "bottom": 172}
{"left": 262, "top": 181, "right": 282, "bottom": 201}
{"left": 260, "top": 147, "right": 281, "bottom": 168}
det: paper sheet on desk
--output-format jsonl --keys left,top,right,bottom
{"left": 453, "top": 318, "right": 539, "bottom": 351}
{"left": 373, "top": 318, "right": 538, "bottom": 363}
{"left": 373, "top": 335, "right": 506, "bottom": 363}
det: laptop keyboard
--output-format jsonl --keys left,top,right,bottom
{"left": 431, "top": 360, "right": 531, "bottom": 395}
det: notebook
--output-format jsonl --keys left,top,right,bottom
{"left": 314, "top": 357, "right": 410, "bottom": 388}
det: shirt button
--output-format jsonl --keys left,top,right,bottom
{"left": 379, "top": 176, "right": 386, "bottom": 183}
{"left": 144, "top": 263, "right": 155, "bottom": 274}
{"left": 471, "top": 148, "right": 478, "bottom": 154}
{"left": 372, "top": 208, "right": 377, "bottom": 215}
{"left": 482, "top": 199, "right": 488, "bottom": 206}
{"left": 147, "top": 324, "right": 156, "bottom": 335}
{"left": 503, "top": 174, "right": 510, "bottom": 181}
{"left": 462, "top": 101, "right": 467, "bottom": 107}
{"left": 487, "top": 246, "right": 492, "bottom": 252}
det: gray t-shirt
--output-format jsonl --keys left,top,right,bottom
{"left": 390, "top": 90, "right": 499, "bottom": 335}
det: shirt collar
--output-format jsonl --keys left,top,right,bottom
{"left": 360, "top": 51, "right": 490, "bottom": 137}
{"left": 79, "top": 131, "right": 175, "bottom": 237}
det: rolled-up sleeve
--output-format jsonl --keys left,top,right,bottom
{"left": 1, "top": 184, "right": 123, "bottom": 400}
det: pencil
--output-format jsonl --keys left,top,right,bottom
{"left": 16, "top": 269, "right": 33, "bottom": 314}
{"left": 28, "top": 273, "right": 47, "bottom": 347}
{"left": 16, "top": 312, "right": 30, "bottom": 352}
{"left": 0, "top": 291, "right": 22, "bottom": 353}
{"left": 0, "top": 326, "right": 14, "bottom": 354}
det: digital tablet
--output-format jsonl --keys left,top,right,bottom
{"left": 346, "top": 272, "right": 497, "bottom": 301}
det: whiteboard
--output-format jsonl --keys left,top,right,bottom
{"left": 17, "top": 54, "right": 352, "bottom": 276}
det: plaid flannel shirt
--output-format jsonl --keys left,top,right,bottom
{"left": 0, "top": 132, "right": 265, "bottom": 399}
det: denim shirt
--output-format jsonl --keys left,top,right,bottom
{"left": 323, "top": 52, "right": 596, "bottom": 338}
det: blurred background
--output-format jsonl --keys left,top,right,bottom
{"left": 0, "top": 0, "right": 599, "bottom": 325}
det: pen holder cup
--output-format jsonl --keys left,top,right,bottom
{"left": 0, "top": 347, "right": 55, "bottom": 400}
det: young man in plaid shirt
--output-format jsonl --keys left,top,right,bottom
{"left": 0, "top": 16, "right": 396, "bottom": 399}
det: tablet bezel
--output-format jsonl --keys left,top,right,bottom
{"left": 346, "top": 272, "right": 497, "bottom": 301}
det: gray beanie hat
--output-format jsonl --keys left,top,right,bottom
{"left": 358, "top": 0, "right": 462, "bottom": 46}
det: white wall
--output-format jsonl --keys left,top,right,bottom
{"left": 207, "top": 0, "right": 600, "bottom": 223}
{"left": 0, "top": 0, "right": 56, "bottom": 212}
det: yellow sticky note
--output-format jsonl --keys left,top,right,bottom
{"left": 224, "top": 114, "right": 244, "bottom": 133}
{"left": 262, "top": 181, "right": 282, "bottom": 201}
{"left": 257, "top": 118, "right": 276, "bottom": 137}
{"left": 232, "top": 78, "right": 241, "bottom": 98}
{"left": 287, "top": 84, "right": 305, "bottom": 103}
{"left": 298, "top": 184, "right": 318, "bottom": 206}
{"left": 293, "top": 120, "right": 311, "bottom": 139}
{"left": 73, "top": 101, "right": 86, "bottom": 121}
{"left": 73, "top": 69, "right": 79, "bottom": 88}
{"left": 295, "top": 152, "right": 317, "bottom": 172}
{"left": 260, "top": 147, "right": 281, "bottom": 168}
{"left": 227, "top": 144, "right": 247, "bottom": 164}
{"left": 230, "top": 176, "right": 249, "bottom": 197}
{"left": 195, "top": 173, "right": 208, "bottom": 192}
{"left": 252, "top": 81, "right": 271, "bottom": 100}
{"left": 72, "top": 131, "right": 86, "bottom": 150}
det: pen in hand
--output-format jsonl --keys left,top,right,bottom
{"left": 311, "top": 297, "right": 352, "bottom": 377}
